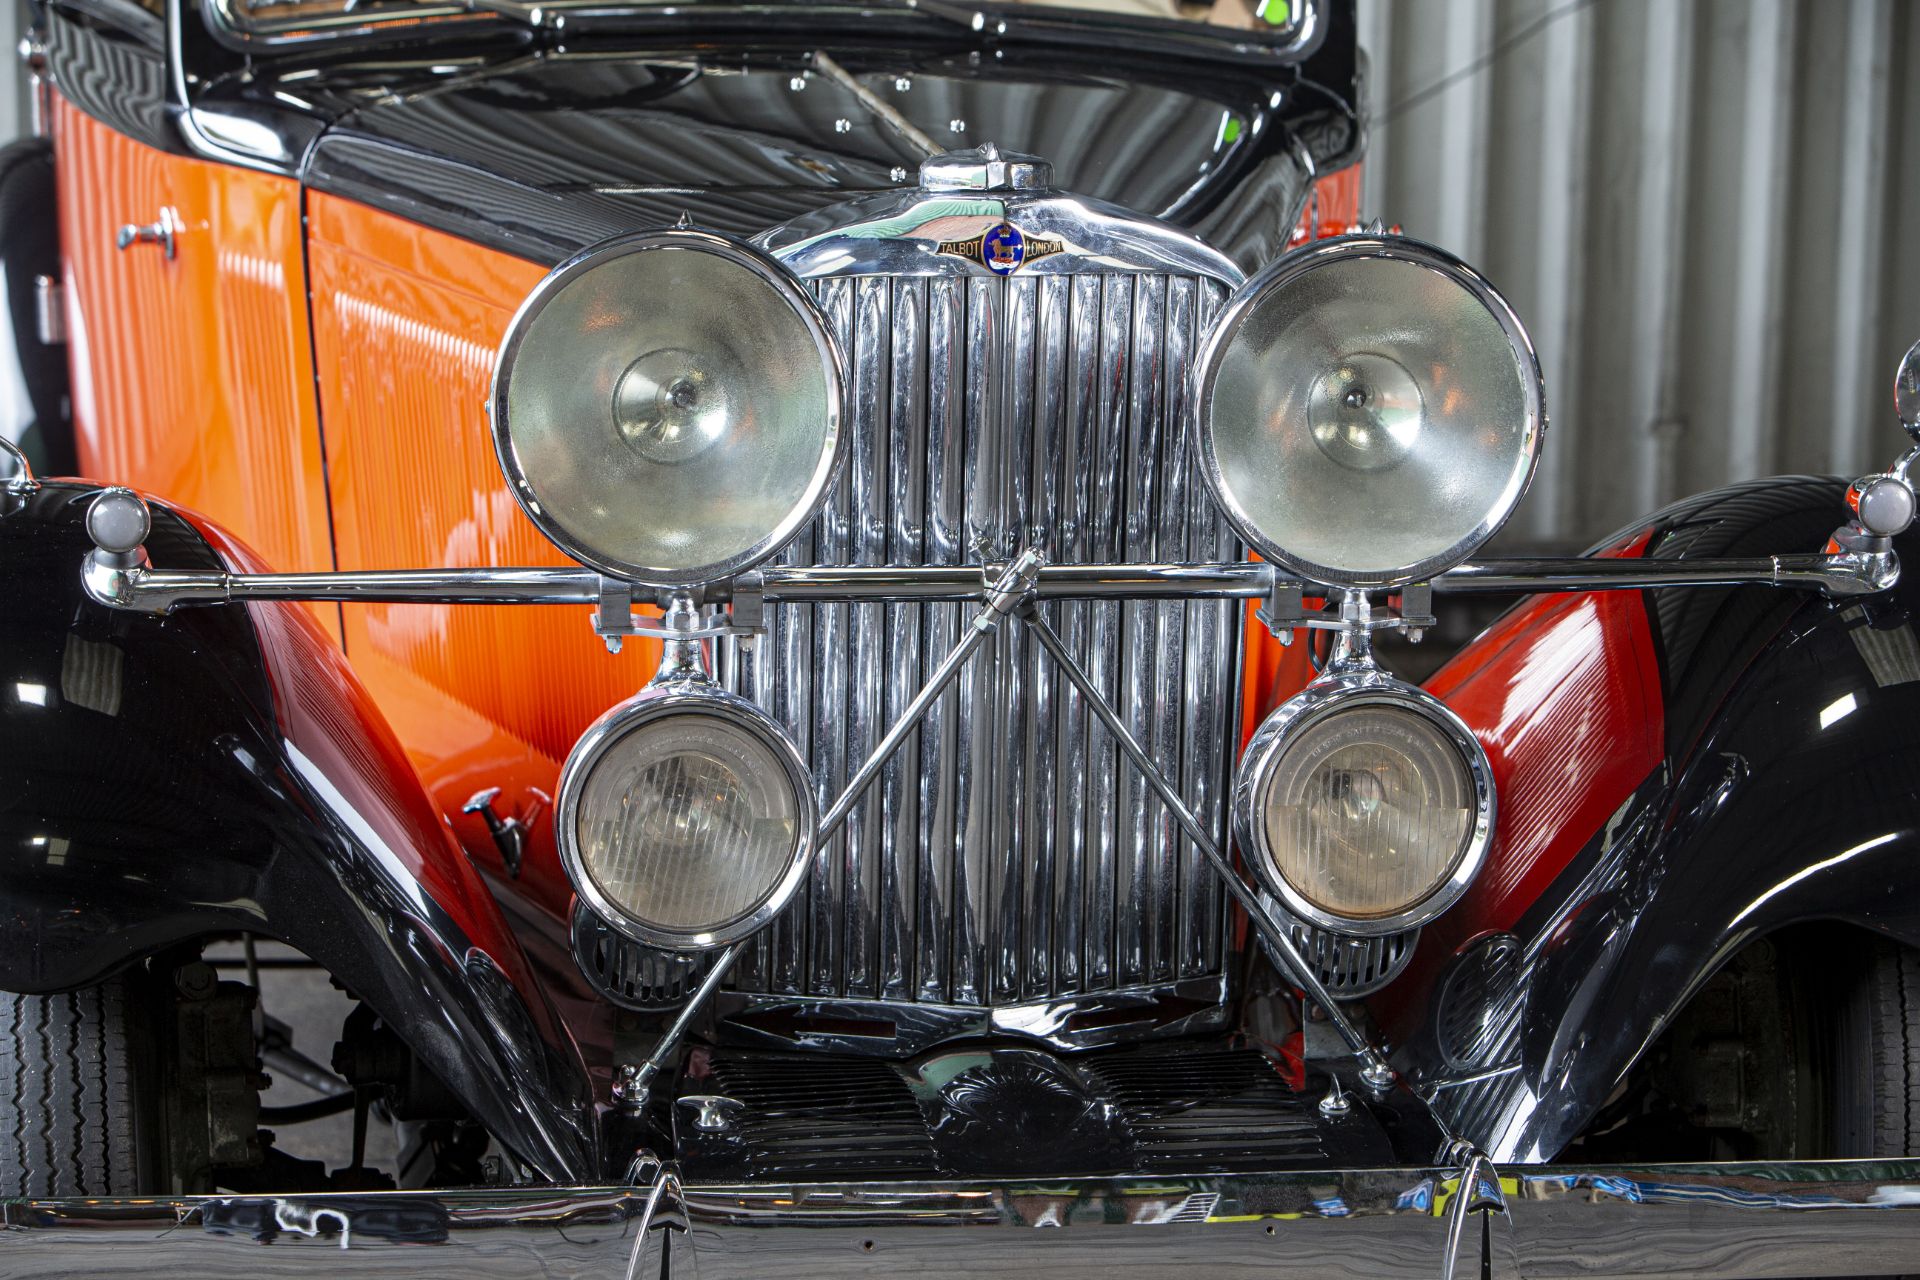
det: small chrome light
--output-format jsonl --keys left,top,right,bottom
{"left": 491, "top": 229, "right": 845, "bottom": 587}
{"left": 1235, "top": 674, "right": 1494, "bottom": 936}
{"left": 557, "top": 685, "right": 815, "bottom": 951}
{"left": 1195, "top": 234, "right": 1544, "bottom": 588}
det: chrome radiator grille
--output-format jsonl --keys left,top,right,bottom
{"left": 727, "top": 270, "right": 1237, "bottom": 1010}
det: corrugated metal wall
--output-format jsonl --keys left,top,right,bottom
{"left": 1357, "top": 0, "right": 1920, "bottom": 551}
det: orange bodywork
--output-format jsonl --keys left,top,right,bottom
{"left": 53, "top": 99, "right": 339, "bottom": 640}
{"left": 305, "top": 192, "right": 662, "bottom": 917}
{"left": 57, "top": 98, "right": 1330, "bottom": 912}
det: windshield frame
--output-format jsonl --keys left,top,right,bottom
{"left": 201, "top": 0, "right": 1325, "bottom": 65}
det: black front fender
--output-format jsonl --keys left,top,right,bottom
{"left": 1407, "top": 477, "right": 1920, "bottom": 1161}
{"left": 0, "top": 481, "right": 596, "bottom": 1182}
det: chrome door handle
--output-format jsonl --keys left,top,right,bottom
{"left": 115, "top": 208, "right": 180, "bottom": 259}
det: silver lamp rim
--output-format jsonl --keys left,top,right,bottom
{"left": 1193, "top": 233, "right": 1546, "bottom": 590}
{"left": 556, "top": 681, "right": 819, "bottom": 952}
{"left": 1232, "top": 668, "right": 1497, "bottom": 938}
{"left": 489, "top": 227, "right": 848, "bottom": 589}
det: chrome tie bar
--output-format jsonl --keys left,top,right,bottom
{"left": 79, "top": 529, "right": 1899, "bottom": 621}
{"left": 1021, "top": 605, "right": 1400, "bottom": 1091}
{"left": 608, "top": 550, "right": 1047, "bottom": 1117}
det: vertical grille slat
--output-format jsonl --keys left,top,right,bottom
{"left": 1083, "top": 275, "right": 1133, "bottom": 991}
{"left": 916, "top": 275, "right": 966, "bottom": 1004}
{"left": 1022, "top": 275, "right": 1071, "bottom": 1000}
{"left": 730, "top": 270, "right": 1232, "bottom": 1013}
{"left": 1162, "top": 276, "right": 1217, "bottom": 977}
{"left": 841, "top": 276, "right": 890, "bottom": 998}
{"left": 990, "top": 276, "right": 1038, "bottom": 1004}
{"left": 809, "top": 277, "right": 856, "bottom": 997}
{"left": 1052, "top": 273, "right": 1104, "bottom": 996}
{"left": 879, "top": 277, "right": 927, "bottom": 1001}
{"left": 1118, "top": 273, "right": 1168, "bottom": 986}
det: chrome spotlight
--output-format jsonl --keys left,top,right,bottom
{"left": 1195, "top": 234, "right": 1544, "bottom": 588}
{"left": 1235, "top": 673, "right": 1494, "bottom": 937}
{"left": 491, "top": 229, "right": 845, "bottom": 586}
{"left": 556, "top": 684, "right": 816, "bottom": 951}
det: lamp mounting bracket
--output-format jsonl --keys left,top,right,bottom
{"left": 1255, "top": 578, "right": 1438, "bottom": 647}
{"left": 591, "top": 577, "right": 767, "bottom": 654}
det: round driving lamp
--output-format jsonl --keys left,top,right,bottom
{"left": 1195, "top": 235, "right": 1544, "bottom": 588}
{"left": 1235, "top": 677, "right": 1494, "bottom": 937}
{"left": 557, "top": 687, "right": 816, "bottom": 951}
{"left": 491, "top": 229, "right": 845, "bottom": 586}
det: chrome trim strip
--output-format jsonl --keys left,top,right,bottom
{"left": 167, "top": 0, "right": 297, "bottom": 173}
{"left": 763, "top": 182, "right": 1245, "bottom": 285}
{"left": 8, "top": 1160, "right": 1919, "bottom": 1279}
{"left": 1439, "top": 551, "right": 1901, "bottom": 595}
{"left": 879, "top": 275, "right": 927, "bottom": 1001}
{"left": 80, "top": 552, "right": 1903, "bottom": 615}
{"left": 1117, "top": 272, "right": 1164, "bottom": 984}
{"left": 1026, "top": 273, "right": 1068, "bottom": 997}
{"left": 808, "top": 276, "right": 856, "bottom": 996}
{"left": 1084, "top": 274, "right": 1129, "bottom": 989}
{"left": 842, "top": 274, "right": 889, "bottom": 997}
{"left": 708, "top": 975, "right": 1228, "bottom": 1055}
{"left": 953, "top": 272, "right": 996, "bottom": 1005}
{"left": 916, "top": 272, "right": 964, "bottom": 1002}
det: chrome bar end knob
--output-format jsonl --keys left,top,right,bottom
{"left": 86, "top": 487, "right": 151, "bottom": 565}
{"left": 1851, "top": 474, "right": 1916, "bottom": 538}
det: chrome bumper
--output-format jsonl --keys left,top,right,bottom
{"left": 4, "top": 1161, "right": 1919, "bottom": 1279}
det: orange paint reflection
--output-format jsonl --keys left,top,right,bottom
{"left": 307, "top": 193, "right": 663, "bottom": 920}
{"left": 54, "top": 99, "right": 337, "bottom": 639}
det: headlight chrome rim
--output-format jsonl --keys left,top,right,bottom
{"left": 490, "top": 228, "right": 846, "bottom": 588}
{"left": 1193, "top": 233, "right": 1545, "bottom": 589}
{"left": 1233, "top": 670, "right": 1495, "bottom": 937}
{"left": 556, "top": 683, "right": 817, "bottom": 952}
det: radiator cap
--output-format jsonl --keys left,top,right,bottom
{"left": 920, "top": 143, "right": 1052, "bottom": 192}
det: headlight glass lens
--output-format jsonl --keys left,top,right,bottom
{"left": 1198, "top": 237, "right": 1542, "bottom": 587}
{"left": 1259, "top": 704, "right": 1475, "bottom": 921}
{"left": 493, "top": 231, "right": 842, "bottom": 585}
{"left": 571, "top": 711, "right": 804, "bottom": 945}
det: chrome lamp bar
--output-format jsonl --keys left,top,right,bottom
{"left": 78, "top": 490, "right": 1900, "bottom": 618}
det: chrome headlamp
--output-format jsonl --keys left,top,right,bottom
{"left": 491, "top": 229, "right": 845, "bottom": 586}
{"left": 1195, "top": 235, "right": 1544, "bottom": 588}
{"left": 1235, "top": 674, "right": 1494, "bottom": 937}
{"left": 557, "top": 685, "right": 816, "bottom": 951}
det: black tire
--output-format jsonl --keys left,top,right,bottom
{"left": 1826, "top": 938, "right": 1920, "bottom": 1158}
{"left": 0, "top": 978, "right": 151, "bottom": 1196}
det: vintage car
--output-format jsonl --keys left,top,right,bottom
{"left": 3, "top": 0, "right": 1920, "bottom": 1274}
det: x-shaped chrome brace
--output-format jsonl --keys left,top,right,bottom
{"left": 1018, "top": 602, "right": 1399, "bottom": 1090}
{"left": 617, "top": 550, "right": 1048, "bottom": 1114}
{"left": 618, "top": 546, "right": 1399, "bottom": 1119}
